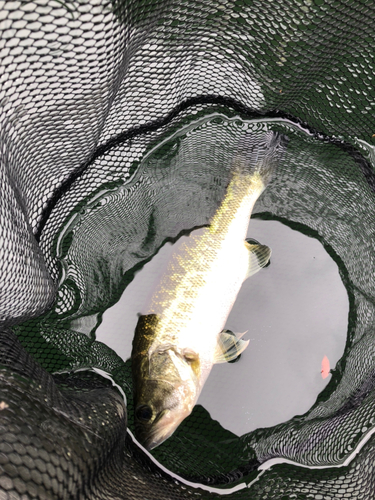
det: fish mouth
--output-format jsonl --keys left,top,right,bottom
{"left": 135, "top": 409, "right": 183, "bottom": 451}
{"left": 141, "top": 434, "right": 165, "bottom": 451}
{"left": 139, "top": 425, "right": 173, "bottom": 451}
{"left": 134, "top": 410, "right": 169, "bottom": 450}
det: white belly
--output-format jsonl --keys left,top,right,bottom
{"left": 177, "top": 239, "right": 249, "bottom": 358}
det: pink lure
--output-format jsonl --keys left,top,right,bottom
{"left": 321, "top": 355, "right": 330, "bottom": 379}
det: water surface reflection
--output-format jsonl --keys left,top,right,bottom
{"left": 96, "top": 219, "right": 348, "bottom": 435}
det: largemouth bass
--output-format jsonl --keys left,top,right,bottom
{"left": 131, "top": 131, "right": 286, "bottom": 450}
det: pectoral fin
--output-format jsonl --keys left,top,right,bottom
{"left": 214, "top": 329, "right": 249, "bottom": 364}
{"left": 245, "top": 238, "right": 271, "bottom": 279}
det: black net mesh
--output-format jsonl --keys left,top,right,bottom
{"left": 1, "top": 0, "right": 375, "bottom": 498}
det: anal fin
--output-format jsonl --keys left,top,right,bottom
{"left": 245, "top": 238, "right": 271, "bottom": 279}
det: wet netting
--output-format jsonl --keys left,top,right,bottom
{"left": 1, "top": 0, "right": 375, "bottom": 498}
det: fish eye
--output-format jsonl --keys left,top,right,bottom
{"left": 136, "top": 405, "right": 153, "bottom": 422}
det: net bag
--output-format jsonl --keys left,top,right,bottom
{"left": 1, "top": 0, "right": 375, "bottom": 498}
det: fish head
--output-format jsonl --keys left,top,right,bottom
{"left": 132, "top": 344, "right": 201, "bottom": 450}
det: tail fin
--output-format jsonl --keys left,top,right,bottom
{"left": 231, "top": 131, "right": 288, "bottom": 186}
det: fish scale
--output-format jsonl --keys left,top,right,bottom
{"left": 148, "top": 173, "right": 265, "bottom": 346}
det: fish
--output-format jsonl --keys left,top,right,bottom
{"left": 131, "top": 131, "right": 286, "bottom": 450}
